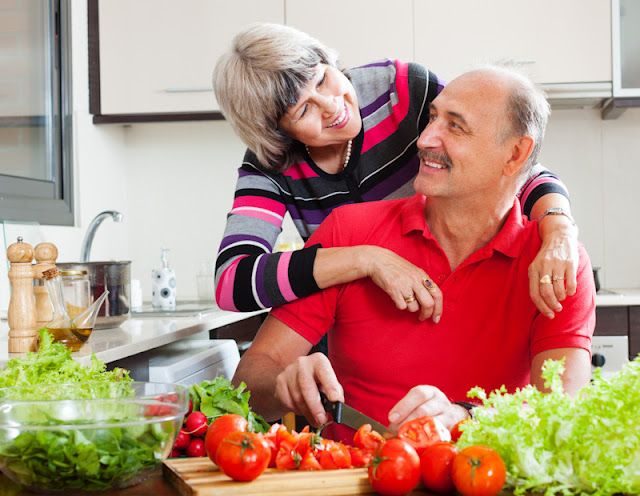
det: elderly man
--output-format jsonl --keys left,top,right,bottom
{"left": 232, "top": 66, "right": 596, "bottom": 444}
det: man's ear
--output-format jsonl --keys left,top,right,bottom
{"left": 504, "top": 136, "right": 534, "bottom": 177}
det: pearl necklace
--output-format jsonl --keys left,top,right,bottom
{"left": 305, "top": 139, "right": 353, "bottom": 171}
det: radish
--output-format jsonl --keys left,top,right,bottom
{"left": 169, "top": 448, "right": 183, "bottom": 458}
{"left": 185, "top": 411, "right": 208, "bottom": 437}
{"left": 186, "top": 437, "right": 206, "bottom": 457}
{"left": 187, "top": 398, "right": 193, "bottom": 416}
{"left": 173, "top": 428, "right": 191, "bottom": 450}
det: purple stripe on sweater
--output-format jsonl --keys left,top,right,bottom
{"left": 356, "top": 60, "right": 395, "bottom": 70}
{"left": 238, "top": 168, "right": 262, "bottom": 178}
{"left": 253, "top": 254, "right": 272, "bottom": 307}
{"left": 361, "top": 157, "right": 419, "bottom": 202}
{"left": 361, "top": 84, "right": 395, "bottom": 119}
{"left": 219, "top": 233, "right": 270, "bottom": 251}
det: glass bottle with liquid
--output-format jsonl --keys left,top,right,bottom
{"left": 60, "top": 269, "right": 91, "bottom": 317}
{"left": 42, "top": 267, "right": 108, "bottom": 352}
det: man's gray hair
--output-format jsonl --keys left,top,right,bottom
{"left": 213, "top": 23, "right": 339, "bottom": 172}
{"left": 481, "top": 64, "right": 551, "bottom": 170}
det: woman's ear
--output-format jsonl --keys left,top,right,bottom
{"left": 504, "top": 136, "right": 535, "bottom": 177}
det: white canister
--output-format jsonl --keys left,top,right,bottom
{"left": 152, "top": 248, "right": 176, "bottom": 310}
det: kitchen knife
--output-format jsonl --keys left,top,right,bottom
{"left": 319, "top": 391, "right": 395, "bottom": 439}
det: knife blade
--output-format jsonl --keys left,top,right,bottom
{"left": 319, "top": 391, "right": 395, "bottom": 439}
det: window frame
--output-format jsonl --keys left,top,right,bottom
{"left": 0, "top": 0, "right": 74, "bottom": 226}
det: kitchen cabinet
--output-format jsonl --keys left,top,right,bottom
{"left": 594, "top": 305, "right": 640, "bottom": 361}
{"left": 285, "top": 0, "right": 413, "bottom": 70}
{"left": 413, "top": 0, "right": 611, "bottom": 85}
{"left": 89, "top": 0, "right": 284, "bottom": 121}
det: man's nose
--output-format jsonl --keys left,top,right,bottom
{"left": 417, "top": 123, "right": 441, "bottom": 150}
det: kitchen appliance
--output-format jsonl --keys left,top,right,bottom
{"left": 57, "top": 261, "right": 131, "bottom": 329}
{"left": 319, "top": 392, "right": 395, "bottom": 439}
{"left": 147, "top": 339, "right": 240, "bottom": 385}
{"left": 591, "top": 335, "right": 629, "bottom": 380}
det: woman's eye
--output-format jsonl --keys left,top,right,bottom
{"left": 317, "top": 73, "right": 326, "bottom": 87}
{"left": 299, "top": 104, "right": 308, "bottom": 119}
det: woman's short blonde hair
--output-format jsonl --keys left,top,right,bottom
{"left": 213, "top": 23, "right": 339, "bottom": 172}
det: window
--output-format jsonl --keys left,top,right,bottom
{"left": 0, "top": 0, "right": 73, "bottom": 226}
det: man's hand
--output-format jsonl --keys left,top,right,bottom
{"left": 274, "top": 352, "right": 344, "bottom": 427}
{"left": 387, "top": 385, "right": 469, "bottom": 432}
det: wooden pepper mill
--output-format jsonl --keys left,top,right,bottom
{"left": 33, "top": 242, "right": 58, "bottom": 329}
{"left": 7, "top": 237, "right": 38, "bottom": 353}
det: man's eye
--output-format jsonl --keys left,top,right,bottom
{"left": 428, "top": 113, "right": 436, "bottom": 122}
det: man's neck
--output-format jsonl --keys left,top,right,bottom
{"left": 424, "top": 193, "right": 515, "bottom": 271}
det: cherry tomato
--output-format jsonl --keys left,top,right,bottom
{"left": 451, "top": 445, "right": 506, "bottom": 496}
{"left": 348, "top": 446, "right": 374, "bottom": 468}
{"left": 216, "top": 431, "right": 271, "bottom": 481}
{"left": 318, "top": 439, "right": 352, "bottom": 469}
{"left": 397, "top": 415, "right": 450, "bottom": 455}
{"left": 204, "top": 414, "right": 248, "bottom": 463}
{"left": 450, "top": 419, "right": 469, "bottom": 443}
{"left": 354, "top": 423, "right": 386, "bottom": 450}
{"left": 367, "top": 439, "right": 420, "bottom": 496}
{"left": 420, "top": 441, "right": 459, "bottom": 493}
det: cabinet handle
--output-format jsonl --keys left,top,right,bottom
{"left": 163, "top": 87, "right": 212, "bottom": 93}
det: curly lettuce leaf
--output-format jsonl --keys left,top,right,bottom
{"left": 458, "top": 356, "right": 640, "bottom": 496}
{"left": 0, "top": 329, "right": 130, "bottom": 390}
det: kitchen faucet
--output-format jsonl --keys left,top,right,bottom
{"left": 80, "top": 210, "right": 124, "bottom": 262}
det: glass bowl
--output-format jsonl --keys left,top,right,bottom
{"left": 0, "top": 381, "right": 188, "bottom": 493}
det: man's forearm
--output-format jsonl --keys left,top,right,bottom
{"left": 232, "top": 352, "right": 289, "bottom": 422}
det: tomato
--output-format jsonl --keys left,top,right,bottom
{"left": 275, "top": 440, "right": 299, "bottom": 470}
{"left": 397, "top": 415, "right": 450, "bottom": 455}
{"left": 451, "top": 445, "right": 506, "bottom": 496}
{"left": 204, "top": 414, "right": 248, "bottom": 463}
{"left": 318, "top": 439, "right": 352, "bottom": 469}
{"left": 298, "top": 450, "right": 323, "bottom": 470}
{"left": 450, "top": 419, "right": 469, "bottom": 443}
{"left": 367, "top": 439, "right": 420, "bottom": 496}
{"left": 420, "top": 441, "right": 459, "bottom": 493}
{"left": 348, "top": 446, "right": 374, "bottom": 468}
{"left": 353, "top": 424, "right": 386, "bottom": 450}
{"left": 215, "top": 431, "right": 271, "bottom": 481}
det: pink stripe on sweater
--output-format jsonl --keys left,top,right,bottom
{"left": 362, "top": 60, "right": 411, "bottom": 154}
{"left": 233, "top": 196, "right": 287, "bottom": 216}
{"left": 276, "top": 251, "right": 297, "bottom": 302}
{"left": 231, "top": 207, "right": 283, "bottom": 226}
{"left": 215, "top": 260, "right": 241, "bottom": 311}
{"left": 521, "top": 177, "right": 558, "bottom": 206}
{"left": 283, "top": 162, "right": 319, "bottom": 180}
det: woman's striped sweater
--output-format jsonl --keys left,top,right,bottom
{"left": 215, "top": 59, "right": 568, "bottom": 312}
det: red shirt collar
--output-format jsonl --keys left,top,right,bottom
{"left": 400, "top": 194, "right": 530, "bottom": 260}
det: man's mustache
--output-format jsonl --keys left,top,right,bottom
{"left": 418, "top": 150, "right": 453, "bottom": 169}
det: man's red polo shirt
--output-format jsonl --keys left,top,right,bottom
{"left": 270, "top": 194, "right": 596, "bottom": 443}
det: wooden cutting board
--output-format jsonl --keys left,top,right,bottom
{"left": 163, "top": 457, "right": 382, "bottom": 495}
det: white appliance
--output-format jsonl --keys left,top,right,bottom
{"left": 148, "top": 339, "right": 240, "bottom": 385}
{"left": 591, "top": 335, "right": 629, "bottom": 381}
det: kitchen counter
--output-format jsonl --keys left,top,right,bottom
{"left": 0, "top": 307, "right": 266, "bottom": 369}
{"left": 596, "top": 288, "right": 640, "bottom": 307}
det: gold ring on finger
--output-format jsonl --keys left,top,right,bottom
{"left": 422, "top": 278, "right": 437, "bottom": 293}
{"left": 552, "top": 275, "right": 564, "bottom": 282}
{"left": 404, "top": 294, "right": 416, "bottom": 304}
{"left": 539, "top": 274, "right": 552, "bottom": 284}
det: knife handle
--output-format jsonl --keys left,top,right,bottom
{"left": 319, "top": 391, "right": 343, "bottom": 423}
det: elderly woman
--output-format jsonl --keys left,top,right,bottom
{"left": 213, "top": 23, "right": 578, "bottom": 326}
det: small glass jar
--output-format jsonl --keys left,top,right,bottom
{"left": 60, "top": 269, "right": 91, "bottom": 318}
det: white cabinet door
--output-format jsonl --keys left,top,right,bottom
{"left": 285, "top": 0, "right": 413, "bottom": 70}
{"left": 414, "top": 0, "right": 611, "bottom": 85}
{"left": 98, "top": 0, "right": 284, "bottom": 114}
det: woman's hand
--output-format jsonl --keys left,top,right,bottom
{"left": 362, "top": 246, "right": 443, "bottom": 323}
{"left": 274, "top": 352, "right": 344, "bottom": 427}
{"left": 528, "top": 216, "right": 579, "bottom": 318}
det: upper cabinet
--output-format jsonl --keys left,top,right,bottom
{"left": 90, "top": 0, "right": 284, "bottom": 120}
{"left": 413, "top": 0, "right": 612, "bottom": 85}
{"left": 285, "top": 0, "right": 413, "bottom": 70}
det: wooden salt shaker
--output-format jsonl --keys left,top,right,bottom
{"left": 33, "top": 242, "right": 58, "bottom": 329}
{"left": 7, "top": 237, "right": 38, "bottom": 353}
